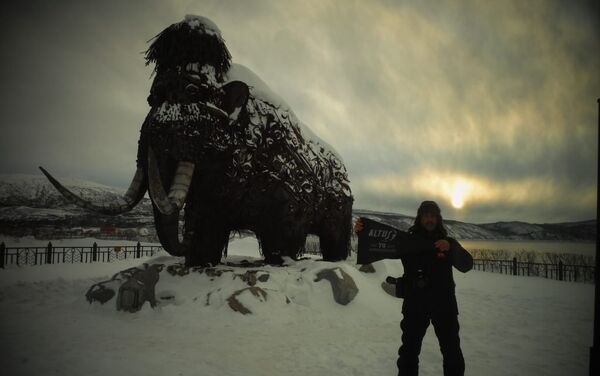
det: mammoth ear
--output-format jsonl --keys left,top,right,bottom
{"left": 221, "top": 80, "right": 250, "bottom": 124}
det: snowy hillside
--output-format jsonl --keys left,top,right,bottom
{"left": 0, "top": 174, "right": 154, "bottom": 237}
{"left": 352, "top": 209, "right": 503, "bottom": 239}
{"left": 352, "top": 208, "right": 595, "bottom": 241}
{"left": 0, "top": 174, "right": 595, "bottom": 241}
{"left": 478, "top": 220, "right": 596, "bottom": 241}
{"left": 0, "top": 236, "right": 593, "bottom": 376}
{"left": 0, "top": 173, "right": 129, "bottom": 207}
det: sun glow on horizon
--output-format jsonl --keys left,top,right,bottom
{"left": 450, "top": 179, "right": 470, "bottom": 209}
{"left": 358, "top": 169, "right": 595, "bottom": 217}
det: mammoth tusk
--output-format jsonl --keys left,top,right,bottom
{"left": 38, "top": 166, "right": 147, "bottom": 215}
{"left": 146, "top": 146, "right": 195, "bottom": 215}
{"left": 168, "top": 161, "right": 195, "bottom": 210}
{"left": 147, "top": 147, "right": 176, "bottom": 215}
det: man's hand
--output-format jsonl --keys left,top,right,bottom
{"left": 434, "top": 239, "right": 450, "bottom": 252}
{"left": 354, "top": 218, "right": 364, "bottom": 235}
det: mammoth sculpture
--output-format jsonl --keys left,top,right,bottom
{"left": 41, "top": 15, "right": 354, "bottom": 266}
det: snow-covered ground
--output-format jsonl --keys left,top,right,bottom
{"left": 0, "top": 237, "right": 594, "bottom": 376}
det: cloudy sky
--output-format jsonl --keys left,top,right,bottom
{"left": 1, "top": 0, "right": 598, "bottom": 224}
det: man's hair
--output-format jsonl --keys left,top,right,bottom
{"left": 408, "top": 204, "right": 448, "bottom": 238}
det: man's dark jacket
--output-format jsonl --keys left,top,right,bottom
{"left": 395, "top": 228, "right": 473, "bottom": 316}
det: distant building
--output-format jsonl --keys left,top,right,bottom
{"left": 100, "top": 226, "right": 116, "bottom": 234}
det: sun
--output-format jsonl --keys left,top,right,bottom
{"left": 450, "top": 180, "right": 470, "bottom": 209}
{"left": 451, "top": 193, "right": 464, "bottom": 209}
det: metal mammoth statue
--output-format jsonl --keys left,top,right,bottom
{"left": 41, "top": 15, "right": 354, "bottom": 266}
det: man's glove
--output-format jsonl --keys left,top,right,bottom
{"left": 434, "top": 238, "right": 450, "bottom": 259}
{"left": 354, "top": 218, "right": 364, "bottom": 235}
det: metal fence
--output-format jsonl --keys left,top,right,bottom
{"left": 472, "top": 258, "right": 595, "bottom": 283}
{"left": 0, "top": 242, "right": 163, "bottom": 267}
{"left": 0, "top": 242, "right": 595, "bottom": 284}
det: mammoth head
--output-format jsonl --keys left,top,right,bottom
{"left": 143, "top": 15, "right": 249, "bottom": 156}
{"left": 145, "top": 15, "right": 231, "bottom": 83}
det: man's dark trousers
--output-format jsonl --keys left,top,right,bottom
{"left": 397, "top": 310, "right": 465, "bottom": 376}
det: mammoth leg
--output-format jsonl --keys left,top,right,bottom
{"left": 255, "top": 219, "right": 288, "bottom": 265}
{"left": 256, "top": 215, "right": 309, "bottom": 264}
{"left": 318, "top": 201, "right": 353, "bottom": 261}
{"left": 253, "top": 184, "right": 309, "bottom": 264}
{"left": 255, "top": 233, "right": 282, "bottom": 265}
{"left": 183, "top": 189, "right": 230, "bottom": 267}
{"left": 279, "top": 220, "right": 310, "bottom": 260}
{"left": 256, "top": 229, "right": 307, "bottom": 265}
{"left": 185, "top": 220, "right": 229, "bottom": 267}
{"left": 288, "top": 232, "right": 308, "bottom": 260}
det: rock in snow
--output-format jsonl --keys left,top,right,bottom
{"left": 227, "top": 286, "right": 269, "bottom": 315}
{"left": 85, "top": 256, "right": 360, "bottom": 314}
{"left": 314, "top": 267, "right": 359, "bottom": 305}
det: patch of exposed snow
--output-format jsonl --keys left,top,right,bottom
{"left": 183, "top": 14, "right": 222, "bottom": 38}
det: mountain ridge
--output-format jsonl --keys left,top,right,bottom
{"left": 0, "top": 174, "right": 595, "bottom": 241}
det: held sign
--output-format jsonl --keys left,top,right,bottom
{"left": 356, "top": 217, "right": 408, "bottom": 264}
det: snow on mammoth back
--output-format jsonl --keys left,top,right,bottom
{"left": 224, "top": 63, "right": 345, "bottom": 166}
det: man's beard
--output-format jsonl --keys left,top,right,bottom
{"left": 423, "top": 222, "right": 436, "bottom": 232}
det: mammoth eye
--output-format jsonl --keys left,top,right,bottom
{"left": 185, "top": 83, "right": 199, "bottom": 96}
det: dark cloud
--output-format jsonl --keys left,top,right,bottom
{"left": 0, "top": 0, "right": 597, "bottom": 223}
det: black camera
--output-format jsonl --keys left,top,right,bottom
{"left": 385, "top": 276, "right": 405, "bottom": 298}
{"left": 386, "top": 269, "right": 428, "bottom": 298}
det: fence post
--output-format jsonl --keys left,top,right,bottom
{"left": 92, "top": 242, "right": 98, "bottom": 262}
{"left": 0, "top": 242, "right": 5, "bottom": 269}
{"left": 136, "top": 242, "right": 141, "bottom": 258}
{"left": 558, "top": 261, "right": 564, "bottom": 281}
{"left": 512, "top": 257, "right": 517, "bottom": 276}
{"left": 46, "top": 242, "right": 53, "bottom": 264}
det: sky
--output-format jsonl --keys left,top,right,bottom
{"left": 0, "top": 0, "right": 598, "bottom": 224}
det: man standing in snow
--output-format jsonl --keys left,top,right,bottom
{"left": 355, "top": 200, "right": 473, "bottom": 376}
